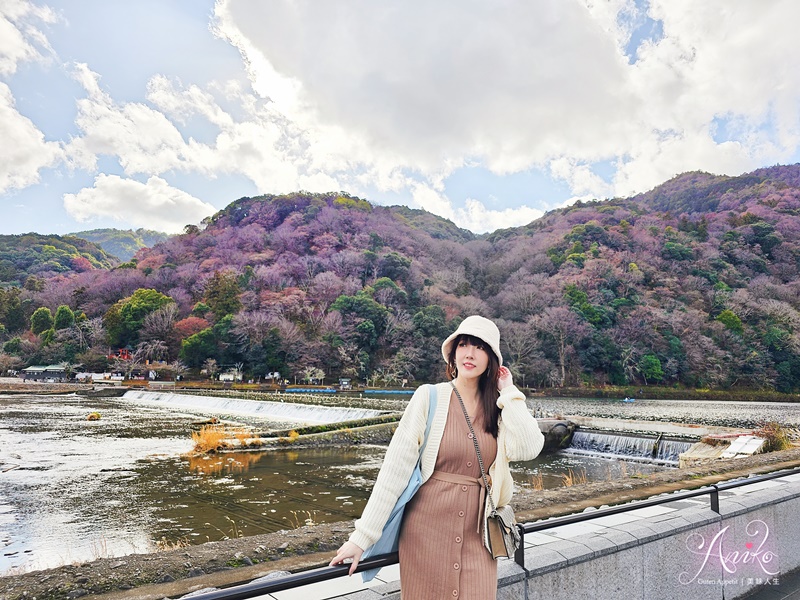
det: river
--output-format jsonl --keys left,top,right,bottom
{"left": 1, "top": 391, "right": 797, "bottom": 575}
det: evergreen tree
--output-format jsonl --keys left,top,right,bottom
{"left": 54, "top": 305, "right": 75, "bottom": 330}
{"left": 30, "top": 307, "right": 54, "bottom": 335}
{"left": 204, "top": 271, "right": 242, "bottom": 320}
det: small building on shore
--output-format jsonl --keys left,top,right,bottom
{"left": 20, "top": 363, "right": 69, "bottom": 382}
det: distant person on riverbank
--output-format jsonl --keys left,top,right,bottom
{"left": 330, "top": 315, "right": 544, "bottom": 599}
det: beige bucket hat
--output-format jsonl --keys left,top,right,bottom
{"left": 441, "top": 315, "right": 503, "bottom": 366}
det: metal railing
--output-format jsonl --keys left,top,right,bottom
{"left": 186, "top": 466, "right": 800, "bottom": 600}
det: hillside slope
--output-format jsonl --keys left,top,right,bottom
{"left": 70, "top": 228, "right": 172, "bottom": 261}
{"left": 0, "top": 233, "right": 116, "bottom": 286}
{"left": 4, "top": 167, "right": 800, "bottom": 392}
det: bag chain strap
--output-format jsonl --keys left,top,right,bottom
{"left": 450, "top": 381, "right": 498, "bottom": 516}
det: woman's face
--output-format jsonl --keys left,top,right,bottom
{"left": 455, "top": 336, "right": 490, "bottom": 380}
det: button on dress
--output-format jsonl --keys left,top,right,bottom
{"left": 398, "top": 394, "right": 498, "bottom": 600}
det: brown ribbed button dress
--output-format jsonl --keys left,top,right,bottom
{"left": 398, "top": 394, "right": 498, "bottom": 600}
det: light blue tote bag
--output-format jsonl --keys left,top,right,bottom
{"left": 361, "top": 384, "right": 438, "bottom": 582}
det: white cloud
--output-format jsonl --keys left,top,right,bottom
{"left": 0, "top": 82, "right": 62, "bottom": 193}
{"left": 409, "top": 183, "right": 542, "bottom": 233}
{"left": 213, "top": 0, "right": 800, "bottom": 203}
{"left": 146, "top": 75, "right": 233, "bottom": 129}
{"left": 4, "top": 1, "right": 800, "bottom": 234}
{"left": 0, "top": 2, "right": 61, "bottom": 194}
{"left": 69, "top": 64, "right": 201, "bottom": 176}
{"left": 214, "top": 0, "right": 633, "bottom": 176}
{"left": 458, "top": 199, "right": 544, "bottom": 233}
{"left": 549, "top": 158, "right": 613, "bottom": 199}
{"left": 0, "top": 0, "right": 56, "bottom": 76}
{"left": 63, "top": 174, "right": 216, "bottom": 233}
{"left": 68, "top": 64, "right": 333, "bottom": 193}
{"left": 610, "top": 1, "right": 800, "bottom": 192}
{"left": 410, "top": 183, "right": 455, "bottom": 223}
{"left": 579, "top": 0, "right": 640, "bottom": 54}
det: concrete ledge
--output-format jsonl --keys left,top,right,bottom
{"left": 515, "top": 483, "right": 800, "bottom": 600}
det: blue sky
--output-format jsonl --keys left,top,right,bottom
{"left": 1, "top": 0, "right": 799, "bottom": 235}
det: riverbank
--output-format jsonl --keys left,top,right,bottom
{"left": 3, "top": 446, "right": 800, "bottom": 600}
{"left": 4, "top": 377, "right": 800, "bottom": 404}
{"left": 543, "top": 385, "right": 800, "bottom": 402}
{"left": 0, "top": 378, "right": 85, "bottom": 395}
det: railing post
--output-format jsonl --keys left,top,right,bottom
{"left": 515, "top": 524, "right": 525, "bottom": 568}
{"left": 710, "top": 486, "right": 720, "bottom": 513}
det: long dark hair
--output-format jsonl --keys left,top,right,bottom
{"left": 445, "top": 334, "right": 501, "bottom": 438}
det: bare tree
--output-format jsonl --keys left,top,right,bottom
{"left": 135, "top": 339, "right": 169, "bottom": 363}
{"left": 233, "top": 362, "right": 245, "bottom": 382}
{"left": 202, "top": 358, "right": 219, "bottom": 379}
{"left": 498, "top": 318, "right": 538, "bottom": 384}
{"left": 112, "top": 356, "right": 142, "bottom": 380}
{"left": 529, "top": 307, "right": 590, "bottom": 387}
{"left": 383, "top": 311, "right": 414, "bottom": 346}
{"left": 231, "top": 310, "right": 275, "bottom": 351}
{"left": 65, "top": 317, "right": 106, "bottom": 350}
{"left": 170, "top": 360, "right": 188, "bottom": 381}
{"left": 0, "top": 352, "right": 23, "bottom": 376}
{"left": 141, "top": 304, "right": 179, "bottom": 341}
{"left": 302, "top": 366, "right": 325, "bottom": 384}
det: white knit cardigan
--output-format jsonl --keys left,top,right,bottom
{"left": 349, "top": 381, "right": 545, "bottom": 552}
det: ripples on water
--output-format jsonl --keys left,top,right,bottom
{"left": 3, "top": 392, "right": 799, "bottom": 574}
{"left": 531, "top": 396, "right": 800, "bottom": 429}
{"left": 0, "top": 394, "right": 386, "bottom": 575}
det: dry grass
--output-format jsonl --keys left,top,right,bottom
{"left": 528, "top": 472, "right": 544, "bottom": 491}
{"left": 561, "top": 468, "right": 588, "bottom": 487}
{"left": 190, "top": 424, "right": 266, "bottom": 455}
{"left": 231, "top": 427, "right": 262, "bottom": 447}
{"left": 89, "top": 537, "right": 109, "bottom": 560}
{"left": 204, "top": 516, "right": 244, "bottom": 540}
{"left": 279, "top": 429, "right": 301, "bottom": 444}
{"left": 284, "top": 510, "right": 319, "bottom": 528}
{"left": 232, "top": 427, "right": 249, "bottom": 444}
{"left": 191, "top": 425, "right": 228, "bottom": 453}
{"left": 155, "top": 537, "right": 191, "bottom": 551}
{"left": 699, "top": 435, "right": 728, "bottom": 447}
{"left": 755, "top": 421, "right": 792, "bottom": 452}
{"left": 248, "top": 436, "right": 264, "bottom": 447}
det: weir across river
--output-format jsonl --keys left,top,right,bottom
{"left": 566, "top": 430, "right": 694, "bottom": 465}
{"left": 122, "top": 389, "right": 388, "bottom": 424}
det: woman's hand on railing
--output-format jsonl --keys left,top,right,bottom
{"left": 329, "top": 541, "right": 364, "bottom": 576}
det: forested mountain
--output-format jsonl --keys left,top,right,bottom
{"left": 0, "top": 233, "right": 116, "bottom": 287}
{"left": 70, "top": 228, "right": 172, "bottom": 261}
{"left": 4, "top": 165, "right": 800, "bottom": 392}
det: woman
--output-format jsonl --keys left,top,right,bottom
{"left": 330, "top": 315, "right": 544, "bottom": 599}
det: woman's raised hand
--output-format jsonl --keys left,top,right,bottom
{"left": 497, "top": 366, "right": 513, "bottom": 391}
{"left": 329, "top": 541, "right": 364, "bottom": 576}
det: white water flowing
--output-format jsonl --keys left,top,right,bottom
{"left": 565, "top": 430, "right": 694, "bottom": 465}
{"left": 122, "top": 390, "right": 387, "bottom": 425}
